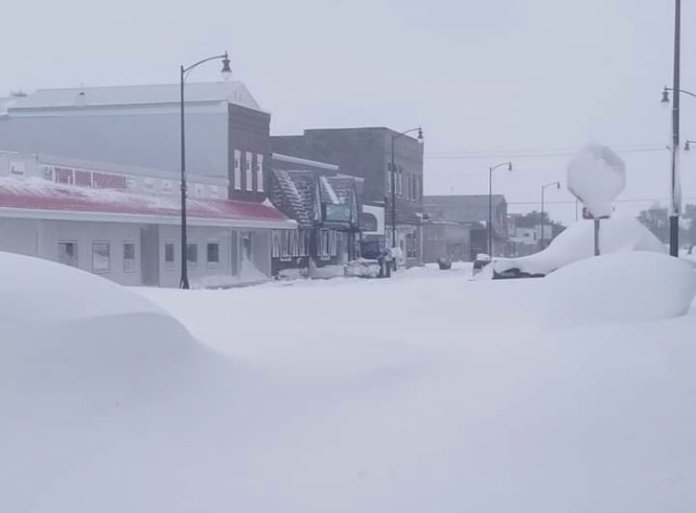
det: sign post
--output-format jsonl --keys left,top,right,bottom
{"left": 567, "top": 144, "right": 626, "bottom": 256}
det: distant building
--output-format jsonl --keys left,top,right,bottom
{"left": 423, "top": 194, "right": 509, "bottom": 258}
{"left": 422, "top": 221, "right": 471, "bottom": 264}
{"left": 272, "top": 127, "right": 424, "bottom": 267}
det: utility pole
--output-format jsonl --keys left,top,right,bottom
{"left": 670, "top": 0, "right": 681, "bottom": 257}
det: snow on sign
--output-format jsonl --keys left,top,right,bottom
{"left": 567, "top": 144, "right": 626, "bottom": 219}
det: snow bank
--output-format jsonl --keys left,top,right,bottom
{"left": 0, "top": 251, "right": 199, "bottom": 393}
{"left": 545, "top": 251, "right": 696, "bottom": 327}
{"left": 309, "top": 261, "right": 345, "bottom": 279}
{"left": 487, "top": 216, "right": 665, "bottom": 277}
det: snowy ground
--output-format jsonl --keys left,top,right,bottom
{"left": 138, "top": 262, "right": 696, "bottom": 513}
{"left": 4, "top": 260, "right": 696, "bottom": 512}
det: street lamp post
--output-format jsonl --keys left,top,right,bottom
{"left": 179, "top": 51, "right": 232, "bottom": 289}
{"left": 540, "top": 181, "right": 561, "bottom": 250}
{"left": 660, "top": 0, "right": 682, "bottom": 257}
{"left": 389, "top": 127, "right": 424, "bottom": 263}
{"left": 488, "top": 161, "right": 512, "bottom": 257}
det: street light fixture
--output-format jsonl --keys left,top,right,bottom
{"left": 389, "top": 127, "right": 423, "bottom": 265}
{"left": 540, "top": 181, "right": 561, "bottom": 250}
{"left": 684, "top": 139, "right": 696, "bottom": 151}
{"left": 179, "top": 51, "right": 231, "bottom": 289}
{"left": 488, "top": 161, "right": 512, "bottom": 257}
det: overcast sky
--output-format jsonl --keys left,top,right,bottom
{"left": 2, "top": 0, "right": 694, "bottom": 224}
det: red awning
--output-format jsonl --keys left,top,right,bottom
{"left": 0, "top": 177, "right": 294, "bottom": 229}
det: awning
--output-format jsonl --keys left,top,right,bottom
{"left": 0, "top": 177, "right": 296, "bottom": 230}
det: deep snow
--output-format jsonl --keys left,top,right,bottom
{"left": 485, "top": 216, "right": 665, "bottom": 277}
{"left": 2, "top": 256, "right": 696, "bottom": 512}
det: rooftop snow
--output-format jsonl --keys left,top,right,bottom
{"left": 7, "top": 82, "right": 262, "bottom": 112}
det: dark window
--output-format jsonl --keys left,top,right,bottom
{"left": 187, "top": 243, "right": 198, "bottom": 266}
{"left": 123, "top": 242, "right": 136, "bottom": 272}
{"left": 58, "top": 241, "right": 78, "bottom": 267}
{"left": 207, "top": 243, "right": 220, "bottom": 265}
{"left": 164, "top": 242, "right": 175, "bottom": 269}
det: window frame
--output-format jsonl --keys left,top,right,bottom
{"left": 91, "top": 241, "right": 111, "bottom": 274}
{"left": 206, "top": 242, "right": 220, "bottom": 268}
{"left": 123, "top": 241, "right": 136, "bottom": 273}
{"left": 233, "top": 149, "right": 242, "bottom": 191}
{"left": 256, "top": 153, "right": 264, "bottom": 192}
{"left": 245, "top": 152, "right": 253, "bottom": 192}
{"left": 164, "top": 241, "right": 176, "bottom": 270}
{"left": 186, "top": 242, "right": 198, "bottom": 268}
{"left": 58, "top": 240, "right": 79, "bottom": 268}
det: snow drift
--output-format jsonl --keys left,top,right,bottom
{"left": 0, "top": 251, "right": 202, "bottom": 395}
{"left": 545, "top": 251, "right": 696, "bottom": 326}
{"left": 482, "top": 216, "right": 665, "bottom": 278}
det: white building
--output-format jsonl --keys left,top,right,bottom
{"left": 0, "top": 151, "right": 295, "bottom": 287}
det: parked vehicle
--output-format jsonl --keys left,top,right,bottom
{"left": 472, "top": 253, "right": 491, "bottom": 274}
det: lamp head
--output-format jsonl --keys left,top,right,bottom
{"left": 661, "top": 87, "right": 670, "bottom": 104}
{"left": 417, "top": 127, "right": 424, "bottom": 145}
{"left": 221, "top": 52, "right": 232, "bottom": 81}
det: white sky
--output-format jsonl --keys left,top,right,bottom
{"left": 2, "top": 0, "right": 695, "bottom": 225}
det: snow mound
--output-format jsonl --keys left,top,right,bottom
{"left": 487, "top": 216, "right": 665, "bottom": 277}
{"left": 0, "top": 252, "right": 199, "bottom": 393}
{"left": 545, "top": 251, "right": 696, "bottom": 327}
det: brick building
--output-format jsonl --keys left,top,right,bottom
{"left": 272, "top": 127, "right": 424, "bottom": 267}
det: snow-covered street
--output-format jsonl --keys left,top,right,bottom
{"left": 3, "top": 261, "right": 696, "bottom": 512}
{"left": 141, "top": 264, "right": 696, "bottom": 513}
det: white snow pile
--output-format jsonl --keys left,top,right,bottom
{"left": 482, "top": 215, "right": 665, "bottom": 278}
{"left": 545, "top": 251, "right": 696, "bottom": 326}
{"left": 0, "top": 251, "right": 203, "bottom": 396}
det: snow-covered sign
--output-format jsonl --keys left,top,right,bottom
{"left": 566, "top": 144, "right": 626, "bottom": 218}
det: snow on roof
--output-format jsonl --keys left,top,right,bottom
{"left": 0, "top": 176, "right": 293, "bottom": 228}
{"left": 271, "top": 153, "right": 339, "bottom": 171}
{"left": 8, "top": 82, "right": 262, "bottom": 112}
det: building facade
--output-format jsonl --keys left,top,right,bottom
{"left": 0, "top": 151, "right": 294, "bottom": 287}
{"left": 268, "top": 153, "right": 362, "bottom": 277}
{"left": 0, "top": 82, "right": 270, "bottom": 202}
{"left": 272, "top": 127, "right": 424, "bottom": 267}
{"left": 423, "top": 194, "right": 509, "bottom": 259}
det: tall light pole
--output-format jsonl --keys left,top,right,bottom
{"left": 663, "top": 0, "right": 682, "bottom": 257}
{"left": 179, "top": 51, "right": 232, "bottom": 289}
{"left": 540, "top": 181, "right": 560, "bottom": 249}
{"left": 488, "top": 161, "right": 512, "bottom": 257}
{"left": 390, "top": 127, "right": 424, "bottom": 257}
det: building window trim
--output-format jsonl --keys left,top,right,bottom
{"left": 91, "top": 241, "right": 111, "bottom": 274}
{"left": 206, "top": 241, "right": 220, "bottom": 268}
{"left": 164, "top": 241, "right": 175, "bottom": 270}
{"left": 58, "top": 241, "right": 79, "bottom": 268}
{"left": 233, "top": 149, "right": 242, "bottom": 191}
{"left": 187, "top": 242, "right": 199, "bottom": 268}
{"left": 256, "top": 153, "right": 264, "bottom": 192}
{"left": 245, "top": 152, "right": 253, "bottom": 192}
{"left": 123, "top": 241, "right": 136, "bottom": 273}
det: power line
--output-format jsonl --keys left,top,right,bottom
{"left": 507, "top": 197, "right": 696, "bottom": 206}
{"left": 425, "top": 145, "right": 667, "bottom": 160}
